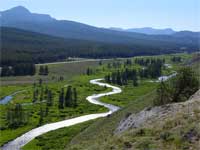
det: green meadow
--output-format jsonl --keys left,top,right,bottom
{"left": 0, "top": 53, "right": 194, "bottom": 149}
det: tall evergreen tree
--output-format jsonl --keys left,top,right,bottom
{"left": 116, "top": 70, "right": 122, "bottom": 85}
{"left": 73, "top": 88, "right": 78, "bottom": 107}
{"left": 38, "top": 107, "right": 44, "bottom": 125}
{"left": 105, "top": 74, "right": 111, "bottom": 83}
{"left": 45, "top": 104, "right": 49, "bottom": 116}
{"left": 44, "top": 86, "right": 48, "bottom": 100}
{"left": 111, "top": 72, "right": 116, "bottom": 84}
{"left": 39, "top": 66, "right": 44, "bottom": 75}
{"left": 58, "top": 88, "right": 64, "bottom": 109}
{"left": 39, "top": 78, "right": 43, "bottom": 86}
{"left": 33, "top": 89, "right": 38, "bottom": 103}
{"left": 86, "top": 68, "right": 92, "bottom": 76}
{"left": 155, "top": 67, "right": 199, "bottom": 106}
{"left": 65, "top": 86, "right": 72, "bottom": 107}
{"left": 40, "top": 87, "right": 44, "bottom": 101}
{"left": 154, "top": 80, "right": 170, "bottom": 105}
{"left": 44, "top": 66, "right": 49, "bottom": 75}
{"left": 31, "top": 64, "right": 36, "bottom": 75}
{"left": 6, "top": 104, "right": 27, "bottom": 128}
{"left": 99, "top": 61, "right": 103, "bottom": 66}
{"left": 122, "top": 70, "right": 128, "bottom": 85}
{"left": 133, "top": 76, "right": 138, "bottom": 87}
{"left": 171, "top": 67, "right": 199, "bottom": 102}
{"left": 47, "top": 90, "right": 53, "bottom": 106}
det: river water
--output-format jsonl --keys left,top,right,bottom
{"left": 1, "top": 72, "right": 177, "bottom": 150}
{"left": 1, "top": 79, "right": 121, "bottom": 150}
{"left": 0, "top": 90, "right": 26, "bottom": 105}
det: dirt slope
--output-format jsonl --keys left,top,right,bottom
{"left": 116, "top": 90, "right": 200, "bottom": 134}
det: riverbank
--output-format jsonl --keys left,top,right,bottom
{"left": 0, "top": 53, "right": 193, "bottom": 149}
{"left": 2, "top": 79, "right": 122, "bottom": 150}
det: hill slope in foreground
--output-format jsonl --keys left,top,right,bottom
{"left": 67, "top": 90, "right": 200, "bottom": 150}
{"left": 114, "top": 90, "right": 200, "bottom": 149}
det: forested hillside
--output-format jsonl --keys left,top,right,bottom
{"left": 1, "top": 27, "right": 199, "bottom": 66}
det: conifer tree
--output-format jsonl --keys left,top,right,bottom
{"left": 40, "top": 87, "right": 44, "bottom": 101}
{"left": 39, "top": 78, "right": 43, "bottom": 86}
{"left": 65, "top": 86, "right": 72, "bottom": 107}
{"left": 107, "top": 74, "right": 111, "bottom": 83}
{"left": 39, "top": 66, "right": 44, "bottom": 75}
{"left": 155, "top": 80, "right": 170, "bottom": 105}
{"left": 58, "top": 88, "right": 64, "bottom": 109}
{"left": 86, "top": 68, "right": 93, "bottom": 76}
{"left": 6, "top": 104, "right": 27, "bottom": 128}
{"left": 133, "top": 76, "right": 138, "bottom": 87}
{"left": 38, "top": 107, "right": 44, "bottom": 125}
{"left": 116, "top": 70, "right": 122, "bottom": 85}
{"left": 45, "top": 104, "right": 49, "bottom": 116}
{"left": 44, "top": 66, "right": 49, "bottom": 75}
{"left": 111, "top": 72, "right": 116, "bottom": 84}
{"left": 47, "top": 90, "right": 53, "bottom": 106}
{"left": 33, "top": 89, "right": 38, "bottom": 103}
{"left": 73, "top": 88, "right": 78, "bottom": 107}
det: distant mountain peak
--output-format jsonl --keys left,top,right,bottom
{"left": 1, "top": 6, "right": 54, "bottom": 22}
{"left": 108, "top": 27, "right": 124, "bottom": 31}
{"left": 109, "top": 27, "right": 176, "bottom": 35}
{"left": 129, "top": 27, "right": 176, "bottom": 35}
{"left": 5, "top": 6, "right": 30, "bottom": 14}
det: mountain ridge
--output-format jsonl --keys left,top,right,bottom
{"left": 109, "top": 27, "right": 176, "bottom": 35}
{"left": 1, "top": 6, "right": 199, "bottom": 66}
{"left": 1, "top": 6, "right": 199, "bottom": 44}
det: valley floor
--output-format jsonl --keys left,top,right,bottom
{"left": 0, "top": 53, "right": 198, "bottom": 150}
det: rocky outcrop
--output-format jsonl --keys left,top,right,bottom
{"left": 115, "top": 89, "right": 200, "bottom": 134}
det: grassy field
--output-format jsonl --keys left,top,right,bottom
{"left": 0, "top": 75, "right": 111, "bottom": 146}
{"left": 63, "top": 53, "right": 198, "bottom": 150}
{"left": 0, "top": 59, "right": 105, "bottom": 86}
{"left": 66, "top": 91, "right": 157, "bottom": 150}
{"left": 0, "top": 85, "right": 30, "bottom": 99}
{"left": 22, "top": 120, "right": 96, "bottom": 150}
{"left": 0, "top": 53, "right": 195, "bottom": 149}
{"left": 100, "top": 81, "right": 157, "bottom": 107}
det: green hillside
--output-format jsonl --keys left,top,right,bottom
{"left": 1, "top": 27, "right": 199, "bottom": 66}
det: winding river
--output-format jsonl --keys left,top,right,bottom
{"left": 1, "top": 72, "right": 176, "bottom": 150}
{"left": 1, "top": 79, "right": 122, "bottom": 150}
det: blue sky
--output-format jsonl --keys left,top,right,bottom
{"left": 1, "top": 0, "right": 199, "bottom": 31}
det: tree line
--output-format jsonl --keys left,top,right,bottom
{"left": 33, "top": 84, "right": 53, "bottom": 106}
{"left": 104, "top": 58, "right": 165, "bottom": 86}
{"left": 135, "top": 58, "right": 164, "bottom": 79}
{"left": 107, "top": 61, "right": 122, "bottom": 69}
{"left": 134, "top": 58, "right": 165, "bottom": 67}
{"left": 32, "top": 79, "right": 54, "bottom": 125}
{"left": 1, "top": 63, "right": 36, "bottom": 77}
{"left": 138, "top": 63, "right": 162, "bottom": 79}
{"left": 171, "top": 56, "right": 182, "bottom": 63}
{"left": 6, "top": 104, "right": 28, "bottom": 128}
{"left": 105, "top": 68, "right": 138, "bottom": 86}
